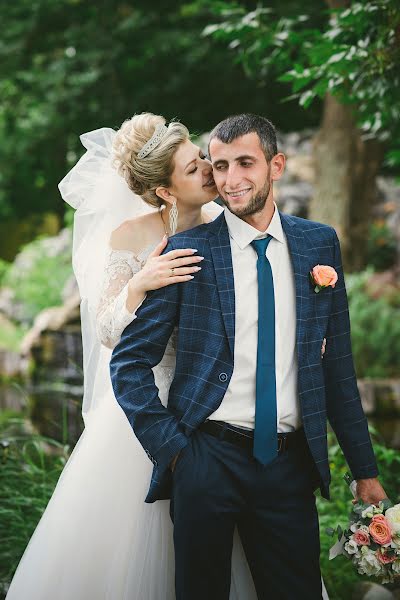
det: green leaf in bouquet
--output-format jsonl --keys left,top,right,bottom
{"left": 380, "top": 498, "right": 393, "bottom": 511}
{"left": 349, "top": 506, "right": 359, "bottom": 520}
{"left": 337, "top": 525, "right": 343, "bottom": 541}
{"left": 325, "top": 527, "right": 335, "bottom": 537}
{"left": 352, "top": 504, "right": 365, "bottom": 516}
{"left": 369, "top": 540, "right": 379, "bottom": 551}
{"left": 359, "top": 502, "right": 375, "bottom": 515}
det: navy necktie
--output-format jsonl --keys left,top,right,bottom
{"left": 251, "top": 236, "right": 277, "bottom": 465}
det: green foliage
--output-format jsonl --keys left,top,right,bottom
{"left": 318, "top": 428, "right": 400, "bottom": 598}
{"left": 63, "top": 206, "right": 74, "bottom": 229}
{"left": 367, "top": 220, "right": 398, "bottom": 271}
{"left": 3, "top": 233, "right": 72, "bottom": 323}
{"left": 0, "top": 319, "right": 27, "bottom": 353}
{"left": 203, "top": 0, "right": 400, "bottom": 166}
{"left": 1, "top": 411, "right": 398, "bottom": 598}
{"left": 0, "top": 258, "right": 10, "bottom": 285}
{"left": 347, "top": 269, "right": 400, "bottom": 378}
{"left": 0, "top": 415, "right": 70, "bottom": 589}
{"left": 0, "top": 0, "right": 320, "bottom": 222}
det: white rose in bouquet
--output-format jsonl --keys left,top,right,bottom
{"left": 344, "top": 539, "right": 359, "bottom": 555}
{"left": 361, "top": 506, "right": 375, "bottom": 519}
{"left": 385, "top": 504, "right": 400, "bottom": 536}
{"left": 357, "top": 551, "right": 383, "bottom": 577}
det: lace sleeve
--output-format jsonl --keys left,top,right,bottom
{"left": 96, "top": 248, "right": 146, "bottom": 349}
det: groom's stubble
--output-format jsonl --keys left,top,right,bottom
{"left": 220, "top": 175, "right": 271, "bottom": 219}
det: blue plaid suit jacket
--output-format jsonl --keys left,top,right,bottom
{"left": 110, "top": 211, "right": 378, "bottom": 503}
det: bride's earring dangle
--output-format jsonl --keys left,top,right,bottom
{"left": 169, "top": 199, "right": 179, "bottom": 236}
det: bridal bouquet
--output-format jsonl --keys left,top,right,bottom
{"left": 328, "top": 473, "right": 400, "bottom": 584}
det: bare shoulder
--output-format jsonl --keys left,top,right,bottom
{"left": 110, "top": 212, "right": 163, "bottom": 254}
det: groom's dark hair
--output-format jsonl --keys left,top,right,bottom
{"left": 209, "top": 114, "right": 278, "bottom": 162}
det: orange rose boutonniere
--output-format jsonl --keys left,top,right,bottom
{"left": 310, "top": 264, "right": 338, "bottom": 293}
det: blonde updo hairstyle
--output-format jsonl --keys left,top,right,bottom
{"left": 112, "top": 113, "right": 189, "bottom": 208}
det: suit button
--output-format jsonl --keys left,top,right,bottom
{"left": 219, "top": 372, "right": 228, "bottom": 382}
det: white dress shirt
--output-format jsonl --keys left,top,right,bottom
{"left": 208, "top": 202, "right": 301, "bottom": 432}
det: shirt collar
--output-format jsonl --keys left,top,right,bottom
{"left": 224, "top": 201, "right": 285, "bottom": 250}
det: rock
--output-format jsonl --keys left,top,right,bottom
{"left": 11, "top": 228, "right": 71, "bottom": 271}
{"left": 376, "top": 177, "right": 400, "bottom": 209}
{"left": 278, "top": 129, "right": 315, "bottom": 157}
{"left": 0, "top": 227, "right": 73, "bottom": 323}
{"left": 275, "top": 181, "right": 313, "bottom": 218}
{"left": 62, "top": 273, "right": 79, "bottom": 304}
{"left": 0, "top": 348, "right": 27, "bottom": 378}
{"left": 0, "top": 314, "right": 29, "bottom": 377}
{"left": 365, "top": 267, "right": 400, "bottom": 303}
{"left": 358, "top": 379, "right": 377, "bottom": 415}
{"left": 0, "top": 286, "right": 25, "bottom": 323}
{"left": 358, "top": 378, "right": 400, "bottom": 417}
{"left": 353, "top": 581, "right": 395, "bottom": 600}
{"left": 285, "top": 154, "right": 315, "bottom": 183}
{"left": 20, "top": 291, "right": 81, "bottom": 356}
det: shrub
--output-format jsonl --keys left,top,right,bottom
{"left": 347, "top": 269, "right": 400, "bottom": 378}
{"left": 2, "top": 231, "right": 72, "bottom": 323}
{"left": 1, "top": 411, "right": 398, "bottom": 600}
{"left": 0, "top": 258, "right": 9, "bottom": 286}
{"left": 367, "top": 221, "right": 398, "bottom": 272}
{"left": 0, "top": 414, "right": 69, "bottom": 592}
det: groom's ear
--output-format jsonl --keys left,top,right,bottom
{"left": 270, "top": 153, "right": 286, "bottom": 181}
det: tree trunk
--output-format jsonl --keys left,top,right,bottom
{"left": 310, "top": 94, "right": 384, "bottom": 273}
{"left": 309, "top": 0, "right": 385, "bottom": 271}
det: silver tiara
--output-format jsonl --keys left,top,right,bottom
{"left": 137, "top": 123, "right": 168, "bottom": 159}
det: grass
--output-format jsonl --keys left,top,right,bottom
{"left": 0, "top": 415, "right": 399, "bottom": 599}
{"left": 0, "top": 414, "right": 70, "bottom": 592}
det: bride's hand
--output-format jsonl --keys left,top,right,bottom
{"left": 321, "top": 338, "right": 326, "bottom": 358}
{"left": 131, "top": 236, "right": 204, "bottom": 294}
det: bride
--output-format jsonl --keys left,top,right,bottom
{"left": 6, "top": 112, "right": 329, "bottom": 600}
{"left": 6, "top": 113, "right": 258, "bottom": 600}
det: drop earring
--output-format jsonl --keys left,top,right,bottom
{"left": 169, "top": 199, "right": 178, "bottom": 235}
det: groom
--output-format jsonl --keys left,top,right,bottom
{"left": 110, "top": 114, "right": 385, "bottom": 599}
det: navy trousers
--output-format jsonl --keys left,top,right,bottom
{"left": 170, "top": 426, "right": 322, "bottom": 600}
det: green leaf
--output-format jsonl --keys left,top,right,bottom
{"left": 381, "top": 498, "right": 394, "bottom": 511}
{"left": 299, "top": 89, "right": 315, "bottom": 108}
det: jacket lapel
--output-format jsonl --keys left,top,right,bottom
{"left": 280, "top": 213, "right": 309, "bottom": 356}
{"left": 206, "top": 210, "right": 311, "bottom": 362}
{"left": 207, "top": 213, "right": 235, "bottom": 357}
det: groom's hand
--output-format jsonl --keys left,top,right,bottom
{"left": 353, "top": 477, "right": 387, "bottom": 505}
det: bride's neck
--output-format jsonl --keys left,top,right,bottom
{"left": 163, "top": 203, "right": 203, "bottom": 234}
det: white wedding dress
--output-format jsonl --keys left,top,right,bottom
{"left": 5, "top": 241, "right": 259, "bottom": 600}
{"left": 6, "top": 127, "right": 328, "bottom": 600}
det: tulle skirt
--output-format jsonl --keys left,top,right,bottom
{"left": 5, "top": 386, "right": 258, "bottom": 600}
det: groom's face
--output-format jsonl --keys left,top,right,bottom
{"left": 209, "top": 132, "right": 280, "bottom": 218}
